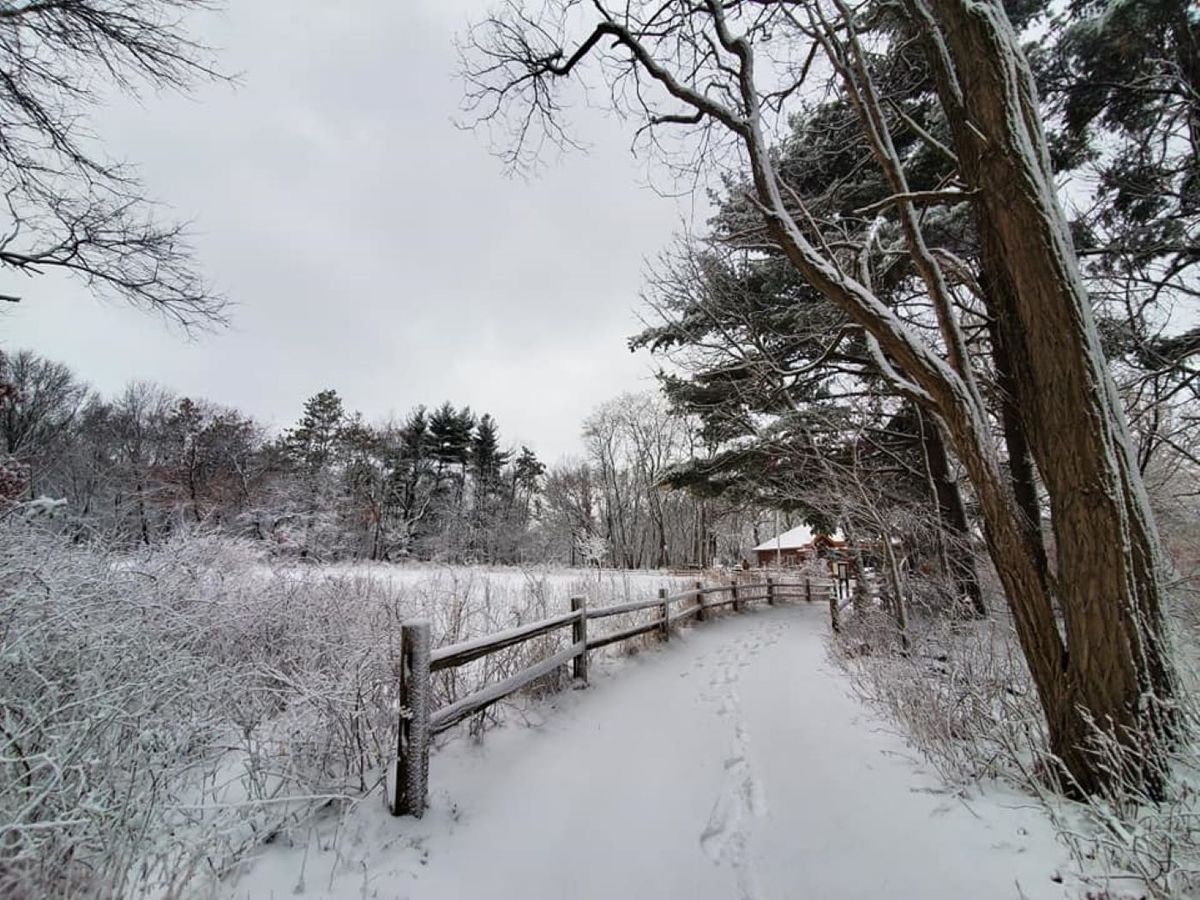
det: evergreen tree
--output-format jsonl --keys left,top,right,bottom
{"left": 283, "top": 390, "right": 346, "bottom": 475}
{"left": 384, "top": 406, "right": 435, "bottom": 556}
{"left": 467, "top": 413, "right": 512, "bottom": 560}
{"left": 471, "top": 414, "right": 510, "bottom": 490}
{"left": 280, "top": 389, "right": 347, "bottom": 558}
{"left": 428, "top": 402, "right": 474, "bottom": 473}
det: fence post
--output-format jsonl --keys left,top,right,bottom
{"left": 393, "top": 620, "right": 431, "bottom": 817}
{"left": 805, "top": 576, "right": 813, "bottom": 603}
{"left": 694, "top": 580, "right": 707, "bottom": 622}
{"left": 766, "top": 575, "right": 775, "bottom": 606}
{"left": 829, "top": 591, "right": 841, "bottom": 634}
{"left": 731, "top": 577, "right": 741, "bottom": 612}
{"left": 658, "top": 587, "right": 671, "bottom": 641}
{"left": 571, "top": 595, "right": 589, "bottom": 684}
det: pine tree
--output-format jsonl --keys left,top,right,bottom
{"left": 281, "top": 389, "right": 347, "bottom": 558}
{"left": 462, "top": 0, "right": 1185, "bottom": 796}
{"left": 283, "top": 390, "right": 346, "bottom": 475}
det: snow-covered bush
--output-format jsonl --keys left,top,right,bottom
{"left": 0, "top": 526, "right": 409, "bottom": 897}
{"left": 0, "top": 525, "right": 691, "bottom": 897}
{"left": 836, "top": 604, "right": 1046, "bottom": 784}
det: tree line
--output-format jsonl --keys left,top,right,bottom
{"left": 0, "top": 350, "right": 778, "bottom": 567}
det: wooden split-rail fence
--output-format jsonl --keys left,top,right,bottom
{"left": 389, "top": 574, "right": 843, "bottom": 817}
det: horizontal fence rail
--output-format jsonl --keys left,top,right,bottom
{"left": 431, "top": 642, "right": 586, "bottom": 734}
{"left": 429, "top": 608, "right": 583, "bottom": 672}
{"left": 388, "top": 574, "right": 842, "bottom": 816}
{"left": 585, "top": 595, "right": 670, "bottom": 619}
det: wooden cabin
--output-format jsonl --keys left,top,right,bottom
{"left": 751, "top": 526, "right": 847, "bottom": 567}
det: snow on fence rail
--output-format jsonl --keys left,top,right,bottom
{"left": 389, "top": 574, "right": 839, "bottom": 816}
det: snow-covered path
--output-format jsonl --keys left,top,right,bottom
{"left": 226, "top": 603, "right": 1076, "bottom": 900}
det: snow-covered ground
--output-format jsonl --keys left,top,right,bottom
{"left": 289, "top": 559, "right": 697, "bottom": 601}
{"left": 272, "top": 560, "right": 698, "bottom": 629}
{"left": 220, "top": 602, "right": 1086, "bottom": 900}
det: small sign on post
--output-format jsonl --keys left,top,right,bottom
{"left": 571, "top": 595, "right": 589, "bottom": 684}
{"left": 392, "top": 620, "right": 431, "bottom": 817}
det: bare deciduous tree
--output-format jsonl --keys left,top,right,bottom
{"left": 0, "top": 0, "right": 226, "bottom": 325}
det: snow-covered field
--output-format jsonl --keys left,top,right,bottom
{"left": 297, "top": 559, "right": 695, "bottom": 597}
{"left": 218, "top": 603, "right": 1093, "bottom": 900}
{"left": 275, "top": 559, "right": 701, "bottom": 641}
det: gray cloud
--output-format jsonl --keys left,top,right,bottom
{"left": 1, "top": 0, "right": 698, "bottom": 461}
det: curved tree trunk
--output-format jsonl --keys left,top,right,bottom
{"left": 921, "top": 0, "right": 1177, "bottom": 794}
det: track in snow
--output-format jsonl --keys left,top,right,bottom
{"left": 697, "top": 621, "right": 774, "bottom": 900}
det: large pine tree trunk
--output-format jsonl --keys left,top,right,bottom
{"left": 923, "top": 0, "right": 1177, "bottom": 794}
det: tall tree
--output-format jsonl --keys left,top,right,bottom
{"left": 160, "top": 397, "right": 260, "bottom": 527}
{"left": 469, "top": 413, "right": 511, "bottom": 560}
{"left": 1033, "top": 0, "right": 1200, "bottom": 489}
{"left": 541, "top": 460, "right": 599, "bottom": 565}
{"left": 386, "top": 406, "right": 436, "bottom": 556}
{"left": 280, "top": 389, "right": 347, "bottom": 558}
{"left": 108, "top": 381, "right": 175, "bottom": 545}
{"left": 425, "top": 402, "right": 475, "bottom": 558}
{"left": 283, "top": 390, "right": 346, "bottom": 474}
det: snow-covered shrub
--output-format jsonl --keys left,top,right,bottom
{"left": 0, "top": 526, "right": 408, "bottom": 898}
{"left": 835, "top": 600, "right": 1046, "bottom": 785}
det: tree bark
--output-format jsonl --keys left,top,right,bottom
{"left": 920, "top": 0, "right": 1177, "bottom": 794}
{"left": 981, "top": 263, "right": 1049, "bottom": 580}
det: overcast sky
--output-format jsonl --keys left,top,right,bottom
{"left": 0, "top": 1, "right": 704, "bottom": 462}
